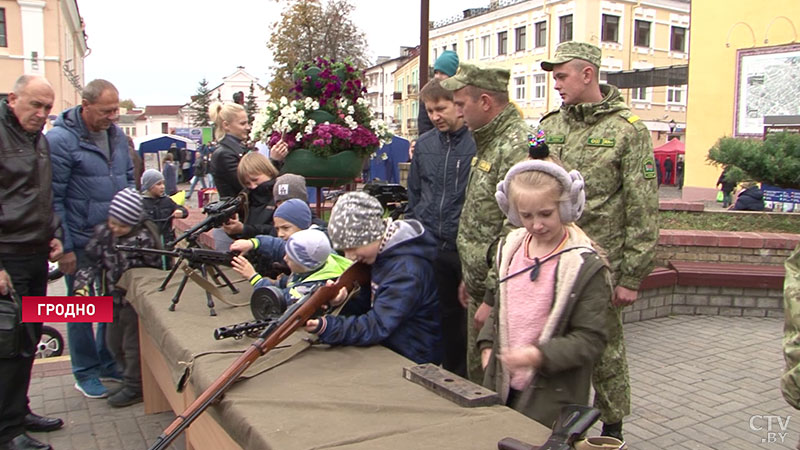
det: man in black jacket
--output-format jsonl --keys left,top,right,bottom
{"left": 0, "top": 75, "right": 64, "bottom": 450}
{"left": 417, "top": 51, "right": 460, "bottom": 136}
{"left": 406, "top": 79, "right": 476, "bottom": 376}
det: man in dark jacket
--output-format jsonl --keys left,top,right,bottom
{"left": 406, "top": 79, "right": 475, "bottom": 376}
{"left": 417, "top": 51, "right": 459, "bottom": 135}
{"left": 732, "top": 183, "right": 765, "bottom": 211}
{"left": 48, "top": 79, "right": 133, "bottom": 400}
{"left": 0, "top": 75, "right": 64, "bottom": 450}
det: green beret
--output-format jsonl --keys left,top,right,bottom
{"left": 440, "top": 63, "right": 510, "bottom": 93}
{"left": 541, "top": 41, "right": 602, "bottom": 71}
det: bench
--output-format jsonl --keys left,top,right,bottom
{"left": 667, "top": 260, "right": 785, "bottom": 290}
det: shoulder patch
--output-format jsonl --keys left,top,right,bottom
{"left": 643, "top": 156, "right": 656, "bottom": 179}
{"left": 627, "top": 115, "right": 640, "bottom": 124}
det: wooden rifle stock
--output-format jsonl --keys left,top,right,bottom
{"left": 148, "top": 262, "right": 370, "bottom": 450}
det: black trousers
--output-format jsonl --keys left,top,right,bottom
{"left": 0, "top": 253, "right": 47, "bottom": 444}
{"left": 106, "top": 300, "right": 142, "bottom": 392}
{"left": 434, "top": 249, "right": 467, "bottom": 377}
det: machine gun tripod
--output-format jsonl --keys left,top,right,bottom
{"left": 116, "top": 240, "right": 242, "bottom": 316}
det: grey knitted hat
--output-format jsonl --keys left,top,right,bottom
{"left": 273, "top": 174, "right": 308, "bottom": 203}
{"left": 141, "top": 169, "right": 164, "bottom": 192}
{"left": 328, "top": 192, "right": 385, "bottom": 250}
{"left": 285, "top": 229, "right": 332, "bottom": 272}
{"left": 109, "top": 188, "right": 143, "bottom": 226}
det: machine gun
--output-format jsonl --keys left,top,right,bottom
{"left": 362, "top": 181, "right": 408, "bottom": 220}
{"left": 214, "top": 318, "right": 277, "bottom": 340}
{"left": 168, "top": 195, "right": 245, "bottom": 248}
{"left": 147, "top": 262, "right": 370, "bottom": 450}
{"left": 115, "top": 243, "right": 242, "bottom": 316}
{"left": 497, "top": 404, "right": 601, "bottom": 450}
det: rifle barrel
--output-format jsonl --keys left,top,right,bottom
{"left": 115, "top": 245, "right": 178, "bottom": 257}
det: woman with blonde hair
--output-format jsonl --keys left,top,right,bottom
{"left": 208, "top": 102, "right": 251, "bottom": 199}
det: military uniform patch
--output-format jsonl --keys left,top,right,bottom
{"left": 643, "top": 158, "right": 656, "bottom": 179}
{"left": 587, "top": 137, "right": 616, "bottom": 147}
{"left": 477, "top": 160, "right": 492, "bottom": 172}
{"left": 546, "top": 135, "right": 565, "bottom": 144}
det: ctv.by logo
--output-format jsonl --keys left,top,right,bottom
{"left": 749, "top": 415, "right": 791, "bottom": 444}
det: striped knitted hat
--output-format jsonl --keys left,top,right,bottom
{"left": 109, "top": 188, "right": 143, "bottom": 226}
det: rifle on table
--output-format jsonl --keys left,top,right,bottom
{"left": 115, "top": 244, "right": 243, "bottom": 315}
{"left": 497, "top": 404, "right": 601, "bottom": 450}
{"left": 147, "top": 262, "right": 370, "bottom": 450}
{"left": 168, "top": 194, "right": 245, "bottom": 248}
{"left": 115, "top": 245, "right": 238, "bottom": 267}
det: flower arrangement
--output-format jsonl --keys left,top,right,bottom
{"left": 252, "top": 58, "right": 392, "bottom": 159}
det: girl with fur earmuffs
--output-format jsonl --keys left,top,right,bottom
{"left": 477, "top": 149, "right": 612, "bottom": 429}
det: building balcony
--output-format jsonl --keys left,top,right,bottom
{"left": 407, "top": 84, "right": 419, "bottom": 98}
{"left": 393, "top": 91, "right": 403, "bottom": 102}
{"left": 407, "top": 118, "right": 418, "bottom": 132}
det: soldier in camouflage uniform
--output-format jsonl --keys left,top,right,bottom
{"left": 538, "top": 42, "right": 659, "bottom": 440}
{"left": 782, "top": 243, "right": 800, "bottom": 450}
{"left": 441, "top": 63, "right": 529, "bottom": 383}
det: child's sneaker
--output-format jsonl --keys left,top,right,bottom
{"left": 74, "top": 378, "right": 108, "bottom": 398}
{"left": 107, "top": 387, "right": 143, "bottom": 408}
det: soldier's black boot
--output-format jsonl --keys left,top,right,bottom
{"left": 601, "top": 421, "right": 623, "bottom": 441}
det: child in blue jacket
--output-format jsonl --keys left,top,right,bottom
{"left": 304, "top": 192, "right": 442, "bottom": 364}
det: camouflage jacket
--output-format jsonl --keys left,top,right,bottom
{"left": 539, "top": 84, "right": 658, "bottom": 289}
{"left": 456, "top": 104, "right": 529, "bottom": 305}
{"left": 73, "top": 222, "right": 161, "bottom": 296}
{"left": 782, "top": 243, "right": 800, "bottom": 409}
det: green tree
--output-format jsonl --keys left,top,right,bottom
{"left": 708, "top": 132, "right": 800, "bottom": 189}
{"left": 189, "top": 78, "right": 212, "bottom": 127}
{"left": 245, "top": 82, "right": 258, "bottom": 125}
{"left": 119, "top": 99, "right": 136, "bottom": 110}
{"left": 266, "top": 0, "right": 369, "bottom": 100}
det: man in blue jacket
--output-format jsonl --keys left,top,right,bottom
{"left": 47, "top": 79, "right": 133, "bottom": 399}
{"left": 405, "top": 79, "right": 475, "bottom": 376}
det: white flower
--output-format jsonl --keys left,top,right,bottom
{"left": 344, "top": 115, "right": 358, "bottom": 130}
{"left": 347, "top": 105, "right": 355, "bottom": 115}
{"left": 280, "top": 96, "right": 288, "bottom": 106}
{"left": 304, "top": 120, "right": 317, "bottom": 135}
{"left": 295, "top": 132, "right": 304, "bottom": 142}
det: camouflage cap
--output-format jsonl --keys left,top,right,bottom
{"left": 440, "top": 63, "right": 510, "bottom": 93}
{"left": 541, "top": 41, "right": 602, "bottom": 71}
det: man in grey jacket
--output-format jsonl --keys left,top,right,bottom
{"left": 406, "top": 79, "right": 476, "bottom": 376}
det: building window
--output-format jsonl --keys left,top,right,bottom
{"left": 631, "top": 87, "right": 648, "bottom": 101}
{"left": 161, "top": 122, "right": 169, "bottom": 134}
{"left": 514, "top": 76, "right": 526, "bottom": 101}
{"left": 533, "top": 73, "right": 546, "bottom": 100}
{"left": 515, "top": 26, "right": 526, "bottom": 52}
{"left": 481, "top": 35, "right": 491, "bottom": 58}
{"left": 634, "top": 20, "right": 651, "bottom": 47}
{"left": 671, "top": 26, "right": 686, "bottom": 52}
{"left": 452, "top": 43, "right": 457, "bottom": 52}
{"left": 559, "top": 15, "right": 573, "bottom": 43}
{"left": 0, "top": 8, "right": 6, "bottom": 47}
{"left": 602, "top": 14, "right": 619, "bottom": 43}
{"left": 433, "top": 48, "right": 438, "bottom": 61}
{"left": 466, "top": 39, "right": 475, "bottom": 60}
{"left": 535, "top": 21, "right": 547, "bottom": 48}
{"left": 132, "top": 127, "right": 136, "bottom": 137}
{"left": 667, "top": 85, "right": 685, "bottom": 104}
{"left": 498, "top": 31, "right": 508, "bottom": 55}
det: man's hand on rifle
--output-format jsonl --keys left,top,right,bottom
{"left": 231, "top": 255, "right": 256, "bottom": 280}
{"left": 230, "top": 239, "right": 255, "bottom": 255}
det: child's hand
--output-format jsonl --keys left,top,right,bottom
{"left": 304, "top": 319, "right": 320, "bottom": 333}
{"left": 324, "top": 280, "right": 348, "bottom": 307}
{"left": 172, "top": 209, "right": 184, "bottom": 218}
{"left": 223, "top": 218, "right": 244, "bottom": 235}
{"left": 231, "top": 255, "right": 256, "bottom": 279}
{"left": 230, "top": 239, "right": 254, "bottom": 255}
{"left": 499, "top": 346, "right": 543, "bottom": 371}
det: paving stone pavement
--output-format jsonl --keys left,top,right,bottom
{"left": 26, "top": 314, "right": 794, "bottom": 449}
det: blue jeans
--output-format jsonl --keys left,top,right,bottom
{"left": 65, "top": 248, "right": 119, "bottom": 382}
{"left": 186, "top": 175, "right": 208, "bottom": 199}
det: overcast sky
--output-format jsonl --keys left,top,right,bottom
{"left": 79, "top": 0, "right": 473, "bottom": 106}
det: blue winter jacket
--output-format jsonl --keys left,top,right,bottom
{"left": 406, "top": 125, "right": 475, "bottom": 251}
{"left": 47, "top": 106, "right": 134, "bottom": 253}
{"left": 318, "top": 220, "right": 443, "bottom": 364}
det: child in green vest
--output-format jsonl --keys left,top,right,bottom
{"left": 231, "top": 228, "right": 351, "bottom": 310}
